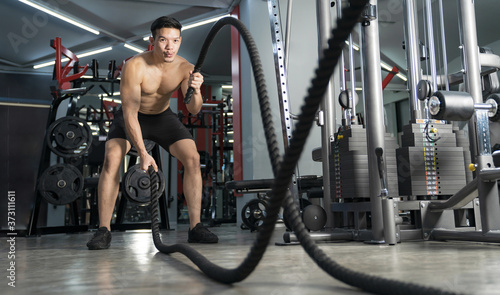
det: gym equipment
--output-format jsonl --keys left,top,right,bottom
{"left": 428, "top": 90, "right": 500, "bottom": 122}
{"left": 122, "top": 164, "right": 165, "bottom": 204}
{"left": 338, "top": 89, "right": 359, "bottom": 109}
{"left": 282, "top": 198, "right": 311, "bottom": 231}
{"left": 241, "top": 199, "right": 267, "bottom": 232}
{"left": 128, "top": 139, "right": 156, "bottom": 157}
{"left": 301, "top": 204, "right": 327, "bottom": 232}
{"left": 38, "top": 163, "right": 84, "bottom": 205}
{"left": 46, "top": 116, "right": 93, "bottom": 158}
{"left": 152, "top": 8, "right": 456, "bottom": 294}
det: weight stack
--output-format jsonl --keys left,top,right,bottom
{"left": 333, "top": 125, "right": 399, "bottom": 200}
{"left": 396, "top": 121, "right": 468, "bottom": 198}
{"left": 454, "top": 127, "right": 473, "bottom": 183}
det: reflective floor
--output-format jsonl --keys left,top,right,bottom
{"left": 2, "top": 223, "right": 500, "bottom": 295}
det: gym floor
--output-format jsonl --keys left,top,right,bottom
{"left": 2, "top": 223, "right": 500, "bottom": 295}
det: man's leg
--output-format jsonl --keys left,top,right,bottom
{"left": 169, "top": 139, "right": 218, "bottom": 243}
{"left": 169, "top": 139, "right": 202, "bottom": 229}
{"left": 87, "top": 138, "right": 130, "bottom": 249}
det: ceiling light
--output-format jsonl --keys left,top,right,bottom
{"left": 124, "top": 43, "right": 144, "bottom": 53}
{"left": 380, "top": 61, "right": 393, "bottom": 72}
{"left": 396, "top": 73, "right": 408, "bottom": 82}
{"left": 221, "top": 85, "right": 233, "bottom": 89}
{"left": 345, "top": 40, "right": 360, "bottom": 51}
{"left": 143, "top": 14, "right": 232, "bottom": 41}
{"left": 380, "top": 61, "right": 408, "bottom": 82}
{"left": 18, "top": 0, "right": 100, "bottom": 35}
{"left": 183, "top": 14, "right": 231, "bottom": 30}
{"left": 103, "top": 97, "right": 121, "bottom": 104}
{"left": 33, "top": 46, "right": 113, "bottom": 69}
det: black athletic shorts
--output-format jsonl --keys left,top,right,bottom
{"left": 107, "top": 107, "right": 193, "bottom": 152}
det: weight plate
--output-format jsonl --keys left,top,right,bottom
{"left": 486, "top": 93, "right": 500, "bottom": 122}
{"left": 302, "top": 204, "right": 327, "bottom": 231}
{"left": 128, "top": 139, "right": 156, "bottom": 157}
{"left": 46, "top": 116, "right": 93, "bottom": 158}
{"left": 338, "top": 90, "right": 359, "bottom": 109}
{"left": 38, "top": 163, "right": 84, "bottom": 205}
{"left": 122, "top": 164, "right": 165, "bottom": 203}
{"left": 417, "top": 80, "right": 432, "bottom": 101}
{"left": 241, "top": 199, "right": 268, "bottom": 232}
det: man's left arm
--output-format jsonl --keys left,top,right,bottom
{"left": 181, "top": 69, "right": 204, "bottom": 115}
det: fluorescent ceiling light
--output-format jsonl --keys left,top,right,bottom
{"left": 104, "top": 97, "right": 121, "bottom": 104}
{"left": 18, "top": 0, "right": 100, "bottom": 35}
{"left": 380, "top": 61, "right": 408, "bottom": 82}
{"left": 33, "top": 46, "right": 113, "bottom": 69}
{"left": 183, "top": 14, "right": 231, "bottom": 30}
{"left": 143, "top": 14, "right": 231, "bottom": 41}
{"left": 221, "top": 85, "right": 233, "bottom": 89}
{"left": 396, "top": 73, "right": 408, "bottom": 82}
{"left": 124, "top": 43, "right": 144, "bottom": 53}
{"left": 380, "top": 61, "right": 393, "bottom": 72}
{"left": 345, "top": 40, "right": 360, "bottom": 51}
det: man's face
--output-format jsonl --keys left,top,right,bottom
{"left": 150, "top": 28, "right": 182, "bottom": 63}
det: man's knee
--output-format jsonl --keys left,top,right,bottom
{"left": 102, "top": 142, "right": 127, "bottom": 173}
{"left": 183, "top": 152, "right": 201, "bottom": 171}
{"left": 102, "top": 154, "right": 123, "bottom": 174}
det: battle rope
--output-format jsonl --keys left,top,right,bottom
{"left": 150, "top": 2, "right": 461, "bottom": 294}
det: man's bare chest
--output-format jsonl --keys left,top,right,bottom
{"left": 141, "top": 71, "right": 183, "bottom": 96}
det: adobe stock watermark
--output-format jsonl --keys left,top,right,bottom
{"left": 377, "top": 0, "right": 404, "bottom": 28}
{"left": 7, "top": 0, "right": 71, "bottom": 54}
{"left": 6, "top": 191, "right": 16, "bottom": 288}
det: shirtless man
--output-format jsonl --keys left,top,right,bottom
{"left": 87, "top": 16, "right": 218, "bottom": 250}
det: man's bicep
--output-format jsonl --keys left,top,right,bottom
{"left": 121, "top": 62, "right": 142, "bottom": 110}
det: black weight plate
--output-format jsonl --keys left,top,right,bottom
{"left": 46, "top": 116, "right": 93, "bottom": 158}
{"left": 38, "top": 163, "right": 84, "bottom": 205}
{"left": 128, "top": 139, "right": 156, "bottom": 157}
{"left": 122, "top": 164, "right": 165, "bottom": 203}
{"left": 486, "top": 93, "right": 500, "bottom": 122}
{"left": 241, "top": 199, "right": 267, "bottom": 232}
{"left": 302, "top": 204, "right": 327, "bottom": 231}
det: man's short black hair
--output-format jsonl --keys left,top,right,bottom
{"left": 150, "top": 16, "right": 182, "bottom": 39}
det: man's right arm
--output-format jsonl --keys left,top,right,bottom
{"left": 120, "top": 59, "right": 158, "bottom": 171}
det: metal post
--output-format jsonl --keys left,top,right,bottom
{"left": 267, "top": 0, "right": 294, "bottom": 149}
{"left": 285, "top": 0, "right": 293, "bottom": 73}
{"left": 424, "top": 0, "right": 438, "bottom": 92}
{"left": 348, "top": 33, "right": 357, "bottom": 124}
{"left": 458, "top": 0, "right": 480, "bottom": 160}
{"left": 360, "top": 0, "right": 385, "bottom": 242}
{"left": 438, "top": 0, "right": 449, "bottom": 90}
{"left": 458, "top": 0, "right": 500, "bottom": 232}
{"left": 336, "top": 0, "right": 349, "bottom": 127}
{"left": 316, "top": 0, "right": 336, "bottom": 229}
{"left": 267, "top": 0, "right": 299, "bottom": 200}
{"left": 402, "top": 0, "right": 423, "bottom": 121}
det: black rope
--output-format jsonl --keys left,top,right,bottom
{"left": 150, "top": 3, "right": 462, "bottom": 294}
{"left": 150, "top": 16, "right": 281, "bottom": 284}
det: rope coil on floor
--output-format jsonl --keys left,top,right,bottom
{"left": 150, "top": 3, "right": 462, "bottom": 294}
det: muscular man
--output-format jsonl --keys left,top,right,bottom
{"left": 87, "top": 16, "right": 218, "bottom": 250}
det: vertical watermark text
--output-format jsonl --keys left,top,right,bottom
{"left": 6, "top": 191, "right": 16, "bottom": 288}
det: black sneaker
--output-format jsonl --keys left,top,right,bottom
{"left": 87, "top": 227, "right": 111, "bottom": 250}
{"left": 188, "top": 223, "right": 219, "bottom": 243}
